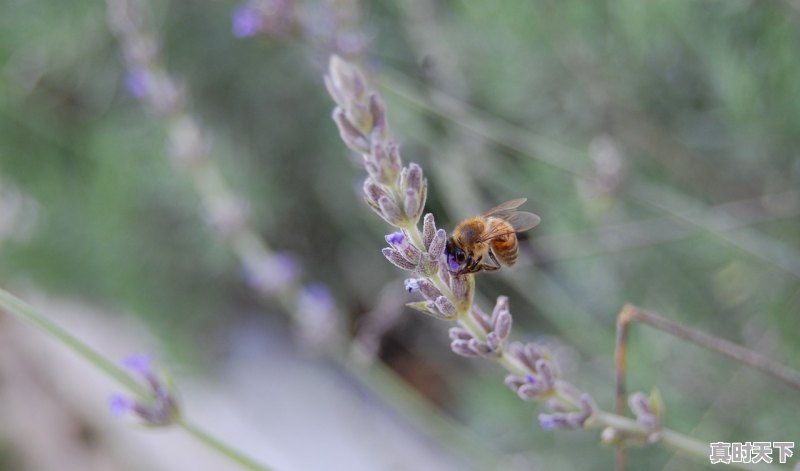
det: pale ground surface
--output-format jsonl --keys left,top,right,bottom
{"left": 0, "top": 289, "right": 467, "bottom": 471}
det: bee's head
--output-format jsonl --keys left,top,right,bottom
{"left": 445, "top": 238, "right": 468, "bottom": 273}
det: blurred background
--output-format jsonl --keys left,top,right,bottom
{"left": 1, "top": 0, "right": 799, "bottom": 470}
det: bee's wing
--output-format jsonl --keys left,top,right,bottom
{"left": 477, "top": 198, "right": 540, "bottom": 243}
{"left": 504, "top": 211, "right": 541, "bottom": 232}
{"left": 481, "top": 198, "right": 528, "bottom": 219}
{"left": 474, "top": 214, "right": 536, "bottom": 243}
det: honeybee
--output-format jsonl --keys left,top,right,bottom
{"left": 445, "top": 198, "right": 541, "bottom": 275}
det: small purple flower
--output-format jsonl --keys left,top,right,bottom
{"left": 243, "top": 252, "right": 299, "bottom": 292}
{"left": 301, "top": 283, "right": 334, "bottom": 312}
{"left": 386, "top": 231, "right": 405, "bottom": 246}
{"left": 384, "top": 230, "right": 421, "bottom": 266}
{"left": 109, "top": 354, "right": 179, "bottom": 426}
{"left": 232, "top": 5, "right": 264, "bottom": 38}
{"left": 274, "top": 253, "right": 299, "bottom": 277}
{"left": 295, "top": 282, "right": 341, "bottom": 348}
{"left": 124, "top": 70, "right": 150, "bottom": 99}
{"left": 122, "top": 353, "right": 152, "bottom": 376}
{"left": 538, "top": 414, "right": 561, "bottom": 431}
{"left": 109, "top": 394, "right": 134, "bottom": 417}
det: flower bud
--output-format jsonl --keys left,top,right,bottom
{"left": 535, "top": 359, "right": 557, "bottom": 389}
{"left": 382, "top": 248, "right": 417, "bottom": 271}
{"left": 468, "top": 338, "right": 492, "bottom": 356}
{"left": 449, "top": 327, "right": 472, "bottom": 341}
{"left": 493, "top": 310, "right": 512, "bottom": 341}
{"left": 378, "top": 196, "right": 405, "bottom": 226}
{"left": 434, "top": 296, "right": 457, "bottom": 319}
{"left": 428, "top": 229, "right": 447, "bottom": 259}
{"left": 368, "top": 93, "right": 387, "bottom": 142}
{"left": 404, "top": 188, "right": 422, "bottom": 221}
{"left": 491, "top": 296, "right": 509, "bottom": 325}
{"left": 422, "top": 213, "right": 436, "bottom": 250}
{"left": 451, "top": 339, "right": 478, "bottom": 357}
{"left": 333, "top": 108, "right": 369, "bottom": 153}
{"left": 407, "top": 301, "right": 451, "bottom": 320}
{"left": 363, "top": 179, "right": 389, "bottom": 207}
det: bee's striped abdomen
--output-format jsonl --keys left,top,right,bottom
{"left": 488, "top": 218, "right": 519, "bottom": 266}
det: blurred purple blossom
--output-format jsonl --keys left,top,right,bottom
{"left": 295, "top": 282, "right": 341, "bottom": 348}
{"left": 109, "top": 354, "right": 179, "bottom": 426}
{"left": 243, "top": 252, "right": 299, "bottom": 292}
{"left": 122, "top": 353, "right": 152, "bottom": 376}
{"left": 124, "top": 69, "right": 150, "bottom": 98}
{"left": 109, "top": 394, "right": 134, "bottom": 417}
{"left": 299, "top": 282, "right": 334, "bottom": 314}
{"left": 232, "top": 5, "right": 264, "bottom": 38}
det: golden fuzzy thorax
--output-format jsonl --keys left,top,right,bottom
{"left": 453, "top": 217, "right": 489, "bottom": 256}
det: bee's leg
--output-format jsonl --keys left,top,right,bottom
{"left": 478, "top": 251, "right": 501, "bottom": 272}
{"left": 459, "top": 264, "right": 482, "bottom": 275}
{"left": 460, "top": 256, "right": 483, "bottom": 274}
{"left": 468, "top": 256, "right": 482, "bottom": 273}
{"left": 488, "top": 251, "right": 502, "bottom": 268}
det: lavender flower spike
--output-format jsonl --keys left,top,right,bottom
{"left": 109, "top": 354, "right": 179, "bottom": 426}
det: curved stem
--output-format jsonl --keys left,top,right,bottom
{"left": 0, "top": 287, "right": 146, "bottom": 397}
{"left": 594, "top": 412, "right": 781, "bottom": 471}
{"left": 0, "top": 287, "right": 276, "bottom": 471}
{"left": 179, "top": 419, "right": 276, "bottom": 471}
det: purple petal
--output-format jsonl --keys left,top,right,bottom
{"left": 538, "top": 414, "right": 559, "bottom": 431}
{"left": 404, "top": 278, "right": 421, "bottom": 293}
{"left": 232, "top": 5, "right": 264, "bottom": 38}
{"left": 300, "top": 283, "right": 334, "bottom": 314}
{"left": 109, "top": 394, "right": 134, "bottom": 417}
{"left": 124, "top": 70, "right": 150, "bottom": 99}
{"left": 122, "top": 353, "right": 152, "bottom": 375}
{"left": 385, "top": 231, "right": 405, "bottom": 246}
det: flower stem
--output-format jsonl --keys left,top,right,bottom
{"left": 593, "top": 412, "right": 782, "bottom": 470}
{"left": 179, "top": 419, "right": 276, "bottom": 471}
{"left": 0, "top": 287, "right": 146, "bottom": 397}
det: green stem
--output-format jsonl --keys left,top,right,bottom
{"left": 0, "top": 287, "right": 275, "bottom": 471}
{"left": 179, "top": 419, "right": 276, "bottom": 471}
{"left": 594, "top": 412, "right": 782, "bottom": 471}
{"left": 0, "top": 287, "right": 146, "bottom": 397}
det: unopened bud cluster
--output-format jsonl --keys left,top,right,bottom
{"left": 601, "top": 389, "right": 666, "bottom": 446}
{"left": 326, "top": 56, "right": 427, "bottom": 228}
{"left": 504, "top": 342, "right": 560, "bottom": 400}
{"left": 449, "top": 296, "right": 513, "bottom": 357}
{"left": 538, "top": 394, "right": 598, "bottom": 431}
{"left": 628, "top": 390, "right": 664, "bottom": 433}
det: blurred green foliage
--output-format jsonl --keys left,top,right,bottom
{"left": 1, "top": 0, "right": 799, "bottom": 469}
